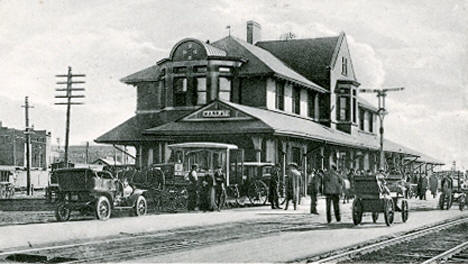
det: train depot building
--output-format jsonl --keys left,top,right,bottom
{"left": 96, "top": 21, "right": 442, "bottom": 177}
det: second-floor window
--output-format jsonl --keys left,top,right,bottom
{"left": 341, "top": 57, "right": 348, "bottom": 76}
{"left": 308, "top": 90, "right": 315, "bottom": 119}
{"left": 359, "top": 108, "right": 365, "bottom": 130}
{"left": 275, "top": 81, "right": 284, "bottom": 110}
{"left": 173, "top": 78, "right": 187, "bottom": 107}
{"left": 292, "top": 86, "right": 300, "bottom": 115}
{"left": 368, "top": 113, "right": 374, "bottom": 133}
{"left": 338, "top": 96, "right": 350, "bottom": 121}
{"left": 219, "top": 77, "right": 231, "bottom": 101}
{"left": 195, "top": 77, "right": 207, "bottom": 105}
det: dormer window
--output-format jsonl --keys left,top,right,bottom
{"left": 341, "top": 57, "right": 348, "bottom": 76}
{"left": 219, "top": 77, "right": 232, "bottom": 101}
{"left": 173, "top": 78, "right": 187, "bottom": 106}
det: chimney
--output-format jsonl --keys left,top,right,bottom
{"left": 247, "top": 20, "right": 261, "bottom": 44}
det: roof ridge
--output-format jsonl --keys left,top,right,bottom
{"left": 256, "top": 35, "right": 340, "bottom": 44}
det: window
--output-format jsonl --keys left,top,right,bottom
{"left": 359, "top": 108, "right": 365, "bottom": 130}
{"left": 275, "top": 81, "right": 284, "bottom": 110}
{"left": 173, "top": 78, "right": 187, "bottom": 106}
{"left": 341, "top": 57, "right": 348, "bottom": 76}
{"left": 308, "top": 90, "right": 315, "bottom": 118}
{"left": 338, "top": 96, "right": 350, "bottom": 121}
{"left": 368, "top": 113, "right": 374, "bottom": 133}
{"left": 352, "top": 97, "right": 357, "bottom": 123}
{"left": 194, "top": 66, "right": 207, "bottom": 73}
{"left": 196, "top": 77, "right": 207, "bottom": 105}
{"left": 174, "top": 67, "right": 186, "bottom": 74}
{"left": 219, "top": 77, "right": 231, "bottom": 101}
{"left": 292, "top": 86, "right": 300, "bottom": 114}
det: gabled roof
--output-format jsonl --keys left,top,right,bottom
{"left": 212, "top": 36, "right": 328, "bottom": 93}
{"left": 120, "top": 65, "right": 161, "bottom": 84}
{"left": 256, "top": 35, "right": 340, "bottom": 86}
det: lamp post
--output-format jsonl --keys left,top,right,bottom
{"left": 359, "top": 87, "right": 404, "bottom": 170}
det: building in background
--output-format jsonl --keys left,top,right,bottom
{"left": 54, "top": 144, "right": 134, "bottom": 165}
{"left": 0, "top": 121, "right": 51, "bottom": 170}
{"left": 96, "top": 20, "right": 443, "bottom": 176}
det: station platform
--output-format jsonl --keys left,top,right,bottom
{"left": 0, "top": 197, "right": 466, "bottom": 263}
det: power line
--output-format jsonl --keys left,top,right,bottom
{"left": 359, "top": 87, "right": 405, "bottom": 170}
{"left": 55, "top": 66, "right": 86, "bottom": 167}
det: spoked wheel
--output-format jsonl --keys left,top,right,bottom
{"left": 459, "top": 194, "right": 466, "bottom": 211}
{"left": 384, "top": 198, "right": 395, "bottom": 226}
{"left": 226, "top": 185, "right": 240, "bottom": 208}
{"left": 248, "top": 180, "right": 269, "bottom": 205}
{"left": 133, "top": 195, "right": 147, "bottom": 216}
{"left": 352, "top": 199, "right": 363, "bottom": 225}
{"left": 95, "top": 196, "right": 111, "bottom": 221}
{"left": 372, "top": 212, "right": 379, "bottom": 223}
{"left": 401, "top": 199, "right": 409, "bottom": 222}
{"left": 55, "top": 202, "right": 71, "bottom": 222}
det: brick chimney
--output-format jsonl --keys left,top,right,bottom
{"left": 247, "top": 20, "right": 261, "bottom": 44}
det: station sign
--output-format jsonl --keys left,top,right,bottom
{"left": 202, "top": 110, "right": 230, "bottom": 118}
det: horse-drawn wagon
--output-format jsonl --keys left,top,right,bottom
{"left": 352, "top": 174, "right": 409, "bottom": 226}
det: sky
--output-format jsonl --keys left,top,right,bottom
{"left": 0, "top": 0, "right": 467, "bottom": 170}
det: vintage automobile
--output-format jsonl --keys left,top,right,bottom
{"left": 0, "top": 166, "right": 16, "bottom": 199}
{"left": 54, "top": 168, "right": 148, "bottom": 221}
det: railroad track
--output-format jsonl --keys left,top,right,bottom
{"left": 305, "top": 218, "right": 468, "bottom": 264}
{"left": 0, "top": 214, "right": 321, "bottom": 263}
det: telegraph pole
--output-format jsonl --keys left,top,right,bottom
{"left": 21, "top": 96, "right": 34, "bottom": 195}
{"left": 55, "top": 66, "right": 85, "bottom": 167}
{"left": 359, "top": 87, "right": 404, "bottom": 170}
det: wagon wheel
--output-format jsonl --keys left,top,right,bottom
{"left": 401, "top": 199, "right": 409, "bottom": 223}
{"left": 459, "top": 194, "right": 466, "bottom": 211}
{"left": 384, "top": 198, "right": 395, "bottom": 226}
{"left": 371, "top": 212, "right": 379, "bottom": 223}
{"left": 95, "top": 196, "right": 111, "bottom": 221}
{"left": 248, "top": 180, "right": 268, "bottom": 205}
{"left": 133, "top": 195, "right": 147, "bottom": 216}
{"left": 226, "top": 185, "right": 240, "bottom": 208}
{"left": 352, "top": 199, "right": 363, "bottom": 225}
{"left": 176, "top": 188, "right": 188, "bottom": 210}
{"left": 55, "top": 202, "right": 71, "bottom": 222}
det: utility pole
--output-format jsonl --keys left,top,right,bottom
{"left": 85, "top": 141, "right": 89, "bottom": 164}
{"left": 359, "top": 87, "right": 404, "bottom": 170}
{"left": 21, "top": 96, "right": 34, "bottom": 195}
{"left": 55, "top": 66, "right": 85, "bottom": 167}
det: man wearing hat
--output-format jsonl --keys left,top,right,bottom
{"left": 186, "top": 164, "right": 199, "bottom": 211}
{"left": 323, "top": 163, "right": 342, "bottom": 223}
{"left": 284, "top": 163, "right": 301, "bottom": 210}
{"left": 269, "top": 163, "right": 282, "bottom": 209}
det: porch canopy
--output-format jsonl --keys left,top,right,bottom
{"left": 144, "top": 100, "right": 443, "bottom": 164}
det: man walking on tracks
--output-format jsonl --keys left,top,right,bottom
{"left": 186, "top": 164, "right": 199, "bottom": 211}
{"left": 284, "top": 163, "right": 301, "bottom": 210}
{"left": 308, "top": 168, "right": 322, "bottom": 215}
{"left": 214, "top": 166, "right": 226, "bottom": 211}
{"left": 269, "top": 164, "right": 281, "bottom": 209}
{"left": 323, "top": 164, "right": 342, "bottom": 223}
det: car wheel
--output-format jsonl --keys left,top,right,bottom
{"left": 95, "top": 196, "right": 111, "bottom": 221}
{"left": 134, "top": 195, "right": 147, "bottom": 216}
{"left": 55, "top": 202, "right": 71, "bottom": 222}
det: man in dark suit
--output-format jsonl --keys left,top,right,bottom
{"left": 323, "top": 164, "right": 342, "bottom": 223}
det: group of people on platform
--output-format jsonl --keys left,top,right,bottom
{"left": 268, "top": 163, "right": 344, "bottom": 223}
{"left": 186, "top": 164, "right": 226, "bottom": 212}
